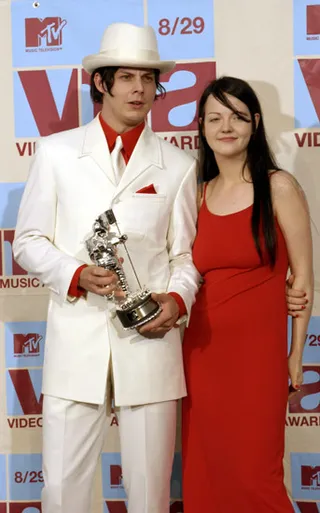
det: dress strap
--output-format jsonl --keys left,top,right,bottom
{"left": 197, "top": 182, "right": 209, "bottom": 212}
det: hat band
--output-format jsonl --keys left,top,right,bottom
{"left": 98, "top": 48, "right": 160, "bottom": 62}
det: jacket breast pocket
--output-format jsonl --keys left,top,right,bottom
{"left": 116, "top": 195, "right": 168, "bottom": 238}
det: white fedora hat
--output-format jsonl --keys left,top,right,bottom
{"left": 82, "top": 23, "right": 175, "bottom": 75}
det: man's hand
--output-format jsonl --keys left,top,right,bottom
{"left": 79, "top": 265, "right": 121, "bottom": 297}
{"left": 137, "top": 293, "right": 180, "bottom": 339}
{"left": 286, "top": 274, "right": 308, "bottom": 317}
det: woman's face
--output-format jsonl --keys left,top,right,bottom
{"left": 202, "top": 93, "right": 259, "bottom": 159}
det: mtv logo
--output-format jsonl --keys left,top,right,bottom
{"left": 306, "top": 5, "right": 320, "bottom": 35}
{"left": 25, "top": 17, "right": 67, "bottom": 48}
{"left": 301, "top": 466, "right": 320, "bottom": 487}
{"left": 110, "top": 465, "right": 123, "bottom": 488}
{"left": 5, "top": 322, "right": 46, "bottom": 369}
{"left": 9, "top": 504, "right": 41, "bottom": 513}
{"left": 151, "top": 62, "right": 216, "bottom": 132}
{"left": 292, "top": 453, "right": 320, "bottom": 500}
{"left": 288, "top": 365, "right": 320, "bottom": 413}
{"left": 14, "top": 333, "right": 42, "bottom": 356}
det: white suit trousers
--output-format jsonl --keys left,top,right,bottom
{"left": 41, "top": 394, "right": 177, "bottom": 513}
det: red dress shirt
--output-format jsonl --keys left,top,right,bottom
{"left": 68, "top": 115, "right": 187, "bottom": 318}
{"left": 99, "top": 113, "right": 144, "bottom": 164}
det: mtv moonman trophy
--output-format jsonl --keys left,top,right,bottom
{"left": 85, "top": 209, "right": 162, "bottom": 330}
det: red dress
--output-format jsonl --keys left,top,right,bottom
{"left": 182, "top": 189, "right": 294, "bottom": 513}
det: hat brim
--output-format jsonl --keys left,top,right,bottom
{"left": 82, "top": 54, "right": 176, "bottom": 75}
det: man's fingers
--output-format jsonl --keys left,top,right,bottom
{"left": 92, "top": 276, "right": 118, "bottom": 287}
{"left": 151, "top": 292, "right": 168, "bottom": 303}
{"left": 91, "top": 266, "right": 115, "bottom": 277}
{"left": 288, "top": 297, "right": 307, "bottom": 305}
{"left": 114, "top": 290, "right": 126, "bottom": 299}
{"left": 142, "top": 322, "right": 172, "bottom": 333}
{"left": 138, "top": 314, "right": 172, "bottom": 333}
{"left": 286, "top": 275, "right": 295, "bottom": 287}
{"left": 146, "top": 326, "right": 171, "bottom": 334}
{"left": 79, "top": 265, "right": 120, "bottom": 295}
{"left": 286, "top": 289, "right": 306, "bottom": 299}
{"left": 88, "top": 276, "right": 121, "bottom": 295}
{"left": 138, "top": 313, "right": 171, "bottom": 333}
{"left": 90, "top": 285, "right": 115, "bottom": 296}
{"left": 287, "top": 302, "right": 306, "bottom": 310}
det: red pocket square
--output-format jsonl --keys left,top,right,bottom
{"left": 136, "top": 184, "right": 157, "bottom": 194}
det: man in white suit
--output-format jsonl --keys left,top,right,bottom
{"left": 13, "top": 23, "right": 200, "bottom": 513}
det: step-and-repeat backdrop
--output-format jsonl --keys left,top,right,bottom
{"left": 0, "top": 0, "right": 319, "bottom": 512}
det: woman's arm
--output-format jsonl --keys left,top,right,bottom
{"left": 271, "top": 170, "right": 314, "bottom": 389}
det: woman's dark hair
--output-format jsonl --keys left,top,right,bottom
{"left": 198, "top": 76, "right": 279, "bottom": 267}
{"left": 90, "top": 67, "right": 166, "bottom": 103}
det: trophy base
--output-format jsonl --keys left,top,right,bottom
{"left": 116, "top": 291, "right": 162, "bottom": 330}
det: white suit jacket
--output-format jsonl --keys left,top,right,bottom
{"left": 13, "top": 116, "right": 200, "bottom": 406}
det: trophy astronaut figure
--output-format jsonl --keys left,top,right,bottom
{"left": 86, "top": 209, "right": 162, "bottom": 329}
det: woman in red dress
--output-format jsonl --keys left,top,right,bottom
{"left": 182, "top": 77, "right": 314, "bottom": 513}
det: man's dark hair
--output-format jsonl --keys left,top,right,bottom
{"left": 90, "top": 66, "right": 166, "bottom": 104}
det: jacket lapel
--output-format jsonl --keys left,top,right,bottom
{"left": 79, "top": 115, "right": 116, "bottom": 186}
{"left": 113, "top": 125, "right": 163, "bottom": 200}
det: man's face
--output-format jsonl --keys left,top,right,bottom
{"left": 95, "top": 67, "right": 157, "bottom": 132}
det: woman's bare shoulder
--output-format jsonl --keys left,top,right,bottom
{"left": 269, "top": 170, "right": 304, "bottom": 197}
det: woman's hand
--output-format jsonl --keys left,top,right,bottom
{"left": 288, "top": 352, "right": 303, "bottom": 397}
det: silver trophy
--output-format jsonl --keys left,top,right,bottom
{"left": 85, "top": 209, "right": 162, "bottom": 330}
